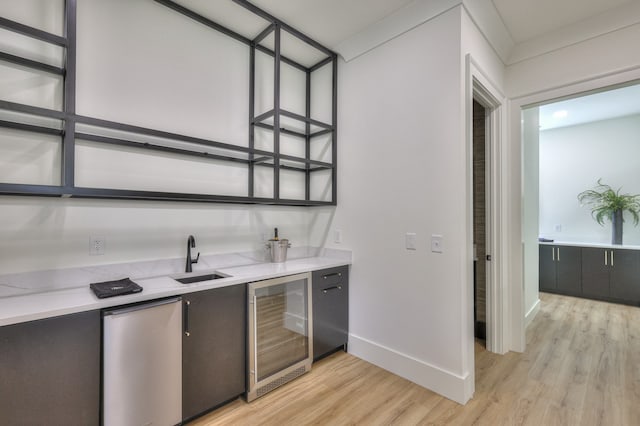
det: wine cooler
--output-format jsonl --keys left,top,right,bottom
{"left": 247, "top": 272, "right": 313, "bottom": 401}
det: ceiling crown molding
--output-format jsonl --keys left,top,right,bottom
{"left": 462, "top": 0, "right": 514, "bottom": 64}
{"left": 335, "top": 0, "right": 461, "bottom": 62}
{"left": 508, "top": 1, "right": 640, "bottom": 65}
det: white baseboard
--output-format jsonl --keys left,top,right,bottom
{"left": 348, "top": 333, "right": 472, "bottom": 404}
{"left": 525, "top": 299, "right": 540, "bottom": 328}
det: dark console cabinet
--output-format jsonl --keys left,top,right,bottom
{"left": 312, "top": 265, "right": 349, "bottom": 361}
{"left": 182, "top": 284, "right": 246, "bottom": 422}
{"left": 0, "top": 310, "right": 101, "bottom": 425}
{"left": 540, "top": 243, "right": 640, "bottom": 306}
{"left": 538, "top": 245, "right": 581, "bottom": 295}
{"left": 582, "top": 247, "right": 640, "bottom": 303}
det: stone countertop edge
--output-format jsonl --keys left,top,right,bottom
{"left": 538, "top": 241, "right": 640, "bottom": 250}
{"left": 0, "top": 253, "right": 351, "bottom": 327}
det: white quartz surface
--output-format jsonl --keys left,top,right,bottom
{"left": 539, "top": 241, "right": 640, "bottom": 250}
{"left": 0, "top": 248, "right": 351, "bottom": 327}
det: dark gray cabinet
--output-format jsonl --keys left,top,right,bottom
{"left": 312, "top": 265, "right": 349, "bottom": 361}
{"left": 182, "top": 284, "right": 246, "bottom": 422}
{"left": 0, "top": 310, "right": 100, "bottom": 425}
{"left": 582, "top": 248, "right": 640, "bottom": 303}
{"left": 540, "top": 243, "right": 640, "bottom": 306}
{"left": 538, "top": 245, "right": 581, "bottom": 295}
{"left": 581, "top": 248, "right": 611, "bottom": 298}
{"left": 610, "top": 250, "right": 640, "bottom": 301}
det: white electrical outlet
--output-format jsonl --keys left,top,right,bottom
{"left": 334, "top": 229, "right": 342, "bottom": 244}
{"left": 90, "top": 236, "right": 106, "bottom": 255}
{"left": 555, "top": 224, "right": 562, "bottom": 232}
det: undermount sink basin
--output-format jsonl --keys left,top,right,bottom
{"left": 174, "top": 272, "right": 229, "bottom": 284}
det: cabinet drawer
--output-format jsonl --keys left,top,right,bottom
{"left": 312, "top": 266, "right": 349, "bottom": 360}
{"left": 313, "top": 266, "right": 346, "bottom": 287}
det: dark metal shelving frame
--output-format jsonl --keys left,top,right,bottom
{"left": 0, "top": 0, "right": 337, "bottom": 206}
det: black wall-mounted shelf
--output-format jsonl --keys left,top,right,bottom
{"left": 0, "top": 0, "right": 338, "bottom": 206}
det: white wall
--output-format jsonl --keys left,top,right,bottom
{"left": 522, "top": 107, "right": 539, "bottom": 324}
{"left": 322, "top": 6, "right": 492, "bottom": 404}
{"left": 539, "top": 114, "right": 640, "bottom": 245}
{"left": 0, "top": 0, "right": 328, "bottom": 275}
{"left": 506, "top": 22, "right": 640, "bottom": 98}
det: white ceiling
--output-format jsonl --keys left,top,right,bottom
{"left": 173, "top": 0, "right": 414, "bottom": 50}
{"left": 491, "top": 0, "right": 635, "bottom": 43}
{"left": 250, "top": 0, "right": 415, "bottom": 48}
{"left": 539, "top": 83, "right": 640, "bottom": 130}
{"left": 171, "top": 1, "right": 640, "bottom": 126}
{"left": 172, "top": 1, "right": 640, "bottom": 61}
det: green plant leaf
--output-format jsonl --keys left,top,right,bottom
{"left": 577, "top": 179, "right": 640, "bottom": 226}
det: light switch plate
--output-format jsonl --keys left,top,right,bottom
{"left": 431, "top": 234, "right": 443, "bottom": 253}
{"left": 334, "top": 229, "right": 342, "bottom": 244}
{"left": 405, "top": 233, "right": 417, "bottom": 250}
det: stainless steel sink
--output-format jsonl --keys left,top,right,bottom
{"left": 174, "top": 272, "right": 229, "bottom": 284}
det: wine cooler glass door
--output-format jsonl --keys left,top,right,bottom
{"left": 248, "top": 272, "right": 312, "bottom": 401}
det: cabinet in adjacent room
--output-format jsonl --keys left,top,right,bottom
{"left": 0, "top": 310, "right": 101, "bottom": 425}
{"left": 182, "top": 284, "right": 246, "bottom": 422}
{"left": 538, "top": 245, "right": 581, "bottom": 295}
{"left": 582, "top": 248, "right": 640, "bottom": 302}
{"left": 312, "top": 265, "right": 349, "bottom": 360}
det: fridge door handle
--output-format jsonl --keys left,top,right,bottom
{"left": 184, "top": 300, "right": 191, "bottom": 337}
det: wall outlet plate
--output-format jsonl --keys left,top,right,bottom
{"left": 431, "top": 235, "right": 443, "bottom": 253}
{"left": 334, "top": 229, "right": 342, "bottom": 244}
{"left": 90, "top": 236, "right": 106, "bottom": 255}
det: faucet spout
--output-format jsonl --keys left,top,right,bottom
{"left": 185, "top": 235, "right": 200, "bottom": 273}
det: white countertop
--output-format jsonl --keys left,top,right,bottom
{"left": 539, "top": 241, "right": 640, "bottom": 250}
{"left": 0, "top": 250, "right": 351, "bottom": 327}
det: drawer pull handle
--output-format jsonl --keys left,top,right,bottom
{"left": 323, "top": 285, "right": 342, "bottom": 294}
{"left": 323, "top": 272, "right": 342, "bottom": 280}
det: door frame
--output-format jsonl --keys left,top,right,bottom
{"left": 509, "top": 67, "right": 640, "bottom": 353}
{"left": 465, "top": 54, "right": 508, "bottom": 363}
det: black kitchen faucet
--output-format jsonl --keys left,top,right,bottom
{"left": 185, "top": 235, "right": 200, "bottom": 273}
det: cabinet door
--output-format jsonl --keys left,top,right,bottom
{"left": 581, "top": 248, "right": 610, "bottom": 298}
{"left": 539, "top": 245, "right": 557, "bottom": 291}
{"left": 610, "top": 249, "right": 640, "bottom": 302}
{"left": 0, "top": 311, "right": 100, "bottom": 425}
{"left": 182, "top": 284, "right": 246, "bottom": 422}
{"left": 312, "top": 266, "right": 349, "bottom": 360}
{"left": 555, "top": 246, "right": 582, "bottom": 295}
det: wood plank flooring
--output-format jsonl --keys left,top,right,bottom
{"left": 190, "top": 293, "right": 640, "bottom": 425}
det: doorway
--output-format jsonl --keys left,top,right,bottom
{"left": 468, "top": 69, "right": 505, "bottom": 356}
{"left": 472, "top": 99, "right": 488, "bottom": 344}
{"left": 521, "top": 80, "right": 640, "bottom": 323}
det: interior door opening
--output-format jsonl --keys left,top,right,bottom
{"left": 472, "top": 99, "right": 488, "bottom": 346}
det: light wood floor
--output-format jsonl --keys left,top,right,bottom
{"left": 190, "top": 293, "right": 640, "bottom": 425}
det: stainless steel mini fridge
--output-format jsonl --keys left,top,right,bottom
{"left": 103, "top": 297, "right": 182, "bottom": 425}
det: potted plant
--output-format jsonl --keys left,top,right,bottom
{"left": 577, "top": 179, "right": 640, "bottom": 245}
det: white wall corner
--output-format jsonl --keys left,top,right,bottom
{"left": 348, "top": 333, "right": 472, "bottom": 404}
{"left": 507, "top": 1, "right": 640, "bottom": 65}
{"left": 525, "top": 298, "right": 540, "bottom": 328}
{"left": 462, "top": 0, "right": 514, "bottom": 64}
{"left": 335, "top": 0, "right": 461, "bottom": 62}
